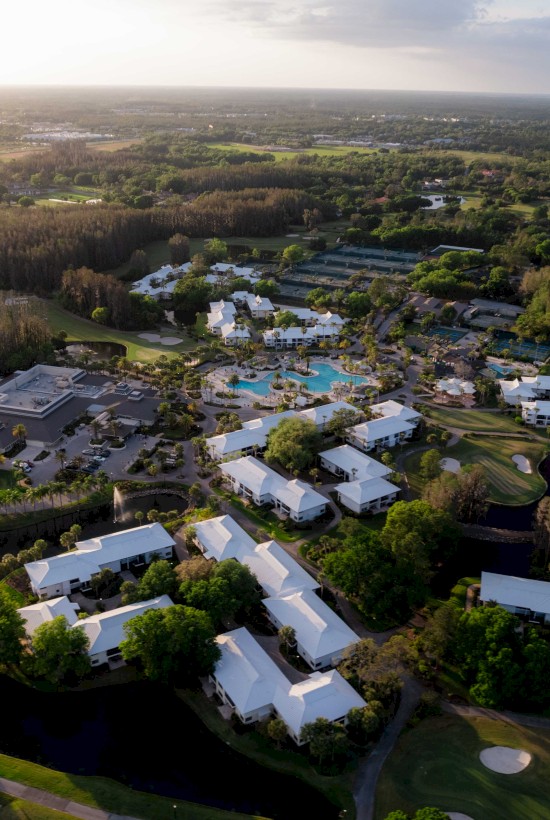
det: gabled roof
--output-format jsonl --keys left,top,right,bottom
{"left": 316, "top": 312, "right": 345, "bottom": 326}
{"left": 335, "top": 476, "right": 400, "bottom": 504}
{"left": 193, "top": 515, "right": 256, "bottom": 561}
{"left": 498, "top": 379, "right": 536, "bottom": 400}
{"left": 299, "top": 401, "right": 357, "bottom": 426}
{"left": 319, "top": 445, "right": 391, "bottom": 480}
{"left": 246, "top": 294, "right": 274, "bottom": 312}
{"left": 263, "top": 589, "right": 359, "bottom": 662}
{"left": 77, "top": 595, "right": 173, "bottom": 655}
{"left": 436, "top": 377, "right": 475, "bottom": 396}
{"left": 220, "top": 457, "right": 327, "bottom": 513}
{"left": 272, "top": 670, "right": 366, "bottom": 737}
{"left": 480, "top": 571, "right": 550, "bottom": 614}
{"left": 348, "top": 416, "right": 415, "bottom": 443}
{"left": 18, "top": 596, "right": 80, "bottom": 635}
{"left": 215, "top": 627, "right": 289, "bottom": 715}
{"left": 239, "top": 540, "right": 319, "bottom": 598}
{"left": 369, "top": 399, "right": 421, "bottom": 424}
{"left": 521, "top": 401, "right": 550, "bottom": 413}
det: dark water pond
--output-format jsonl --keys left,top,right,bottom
{"left": 0, "top": 676, "right": 337, "bottom": 819}
{"left": 65, "top": 341, "right": 127, "bottom": 360}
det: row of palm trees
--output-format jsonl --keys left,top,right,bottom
{"left": 0, "top": 470, "right": 110, "bottom": 515}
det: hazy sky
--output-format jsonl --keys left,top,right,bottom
{"left": 3, "top": 0, "right": 550, "bottom": 92}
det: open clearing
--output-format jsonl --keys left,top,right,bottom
{"left": 41, "top": 300, "right": 198, "bottom": 362}
{"left": 426, "top": 407, "right": 532, "bottom": 435}
{"left": 375, "top": 715, "right": 550, "bottom": 820}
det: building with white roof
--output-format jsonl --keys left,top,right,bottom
{"left": 220, "top": 457, "right": 327, "bottom": 523}
{"left": 18, "top": 596, "right": 80, "bottom": 635}
{"left": 272, "top": 670, "right": 367, "bottom": 745}
{"left": 499, "top": 376, "right": 550, "bottom": 406}
{"left": 480, "top": 571, "right": 550, "bottom": 624}
{"left": 435, "top": 378, "right": 476, "bottom": 406}
{"left": 274, "top": 308, "right": 342, "bottom": 327}
{"left": 78, "top": 595, "right": 173, "bottom": 667}
{"left": 239, "top": 540, "right": 320, "bottom": 599}
{"left": 521, "top": 400, "right": 550, "bottom": 427}
{"left": 346, "top": 416, "right": 415, "bottom": 453}
{"left": 369, "top": 400, "right": 422, "bottom": 427}
{"left": 25, "top": 523, "right": 175, "bottom": 599}
{"left": 319, "top": 445, "right": 391, "bottom": 482}
{"left": 207, "top": 300, "right": 237, "bottom": 334}
{"left": 210, "top": 263, "right": 260, "bottom": 284}
{"left": 263, "top": 588, "right": 360, "bottom": 669}
{"left": 211, "top": 627, "right": 366, "bottom": 741}
{"left": 245, "top": 294, "right": 275, "bottom": 319}
{"left": 335, "top": 476, "right": 400, "bottom": 515}
{"left": 192, "top": 515, "right": 256, "bottom": 561}
{"left": 263, "top": 324, "right": 341, "bottom": 349}
{"left": 205, "top": 402, "right": 357, "bottom": 461}
{"left": 130, "top": 264, "right": 192, "bottom": 299}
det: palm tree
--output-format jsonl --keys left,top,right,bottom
{"left": 54, "top": 450, "right": 67, "bottom": 470}
{"left": 12, "top": 423, "right": 27, "bottom": 444}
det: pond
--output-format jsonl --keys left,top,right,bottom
{"left": 65, "top": 341, "right": 127, "bottom": 360}
{"left": 0, "top": 676, "right": 338, "bottom": 819}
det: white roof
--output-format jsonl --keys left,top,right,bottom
{"left": 436, "top": 378, "right": 475, "bottom": 396}
{"left": 320, "top": 445, "right": 391, "bottom": 479}
{"left": 192, "top": 515, "right": 256, "bottom": 561}
{"left": 522, "top": 401, "right": 550, "bottom": 413}
{"left": 349, "top": 416, "right": 415, "bottom": 443}
{"left": 77, "top": 595, "right": 173, "bottom": 656}
{"left": 221, "top": 324, "right": 251, "bottom": 341}
{"left": 272, "top": 670, "right": 366, "bottom": 738}
{"left": 499, "top": 379, "right": 535, "bottom": 400}
{"left": 243, "top": 410, "right": 296, "bottom": 431}
{"left": 316, "top": 312, "right": 345, "bottom": 326}
{"left": 210, "top": 263, "right": 259, "bottom": 282}
{"left": 370, "top": 400, "right": 422, "bottom": 423}
{"left": 246, "top": 294, "right": 274, "bottom": 312}
{"left": 336, "top": 476, "right": 400, "bottom": 504}
{"left": 215, "top": 627, "right": 289, "bottom": 715}
{"left": 275, "top": 307, "right": 319, "bottom": 321}
{"left": 18, "top": 596, "right": 80, "bottom": 635}
{"left": 220, "top": 457, "right": 327, "bottom": 513}
{"left": 230, "top": 290, "right": 252, "bottom": 301}
{"left": 130, "top": 263, "right": 191, "bottom": 297}
{"left": 209, "top": 300, "right": 237, "bottom": 315}
{"left": 523, "top": 375, "right": 550, "bottom": 390}
{"left": 481, "top": 571, "right": 550, "bottom": 614}
{"left": 263, "top": 324, "right": 341, "bottom": 343}
{"left": 264, "top": 589, "right": 359, "bottom": 662}
{"left": 207, "top": 309, "right": 236, "bottom": 330}
{"left": 299, "top": 401, "right": 357, "bottom": 426}
{"left": 25, "top": 524, "right": 175, "bottom": 590}
{"left": 240, "top": 541, "right": 319, "bottom": 598}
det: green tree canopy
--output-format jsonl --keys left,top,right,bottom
{"left": 0, "top": 588, "right": 26, "bottom": 668}
{"left": 274, "top": 310, "right": 300, "bottom": 329}
{"left": 137, "top": 560, "right": 178, "bottom": 600}
{"left": 29, "top": 616, "right": 90, "bottom": 686}
{"left": 264, "top": 416, "right": 322, "bottom": 473}
{"left": 254, "top": 279, "right": 279, "bottom": 298}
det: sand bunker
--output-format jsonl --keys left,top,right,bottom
{"left": 138, "top": 333, "right": 181, "bottom": 346}
{"left": 447, "top": 814, "right": 475, "bottom": 820}
{"left": 512, "top": 454, "right": 532, "bottom": 474}
{"left": 479, "top": 746, "right": 531, "bottom": 774}
{"left": 440, "top": 457, "right": 461, "bottom": 474}
{"left": 285, "top": 233, "right": 299, "bottom": 237}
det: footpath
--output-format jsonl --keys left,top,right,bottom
{"left": 0, "top": 777, "right": 141, "bottom": 820}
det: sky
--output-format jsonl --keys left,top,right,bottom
{"left": 2, "top": 0, "right": 550, "bottom": 93}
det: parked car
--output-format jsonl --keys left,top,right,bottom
{"left": 82, "top": 449, "right": 96, "bottom": 455}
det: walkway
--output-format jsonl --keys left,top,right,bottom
{"left": 441, "top": 701, "right": 550, "bottom": 730}
{"left": 0, "top": 777, "right": 140, "bottom": 820}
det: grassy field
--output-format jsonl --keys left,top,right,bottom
{"left": 0, "top": 469, "right": 18, "bottom": 490}
{"left": 0, "top": 792, "right": 79, "bottom": 819}
{"left": 446, "top": 435, "right": 547, "bottom": 505}
{"left": 426, "top": 407, "right": 534, "bottom": 434}
{"left": 0, "top": 753, "right": 264, "bottom": 820}
{"left": 441, "top": 148, "right": 518, "bottom": 165}
{"left": 208, "top": 141, "right": 379, "bottom": 162}
{"left": 41, "top": 299, "right": 198, "bottom": 362}
{"left": 375, "top": 714, "right": 550, "bottom": 820}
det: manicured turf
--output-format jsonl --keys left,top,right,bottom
{"left": 375, "top": 715, "right": 550, "bottom": 820}
{"left": 208, "top": 141, "right": 379, "bottom": 162}
{"left": 42, "top": 300, "right": 198, "bottom": 362}
{"left": 426, "top": 407, "right": 529, "bottom": 434}
{"left": 0, "top": 792, "right": 79, "bottom": 819}
{"left": 446, "top": 436, "right": 547, "bottom": 505}
{"left": 0, "top": 754, "right": 264, "bottom": 820}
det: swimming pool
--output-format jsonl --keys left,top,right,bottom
{"left": 487, "top": 362, "right": 515, "bottom": 377}
{"left": 235, "top": 362, "right": 369, "bottom": 396}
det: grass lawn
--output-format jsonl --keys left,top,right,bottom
{"left": 228, "top": 496, "right": 301, "bottom": 542}
{"left": 41, "top": 299, "right": 199, "bottom": 362}
{"left": 208, "top": 141, "right": 379, "bottom": 162}
{"left": 446, "top": 435, "right": 547, "bottom": 505}
{"left": 0, "top": 568, "right": 27, "bottom": 607}
{"left": 0, "top": 753, "right": 264, "bottom": 820}
{"left": 375, "top": 714, "right": 550, "bottom": 820}
{"left": 0, "top": 469, "right": 18, "bottom": 490}
{"left": 425, "top": 406, "right": 536, "bottom": 435}
{"left": 0, "top": 792, "right": 80, "bottom": 819}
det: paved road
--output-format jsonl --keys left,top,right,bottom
{"left": 0, "top": 776, "right": 140, "bottom": 820}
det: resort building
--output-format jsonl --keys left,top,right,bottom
{"left": 205, "top": 402, "right": 357, "bottom": 462}
{"left": 206, "top": 301, "right": 237, "bottom": 334}
{"left": 263, "top": 588, "right": 360, "bottom": 670}
{"left": 245, "top": 293, "right": 275, "bottom": 319}
{"left": 192, "top": 514, "right": 256, "bottom": 561}
{"left": 520, "top": 401, "right": 550, "bottom": 427}
{"left": 18, "top": 596, "right": 80, "bottom": 635}
{"left": 239, "top": 540, "right": 320, "bottom": 599}
{"left": 346, "top": 416, "right": 415, "bottom": 453}
{"left": 499, "top": 376, "right": 550, "bottom": 405}
{"left": 369, "top": 400, "right": 422, "bottom": 428}
{"left": 24, "top": 523, "right": 175, "bottom": 599}
{"left": 334, "top": 476, "right": 400, "bottom": 515}
{"left": 263, "top": 323, "right": 341, "bottom": 349}
{"left": 480, "top": 572, "right": 550, "bottom": 625}
{"left": 319, "top": 445, "right": 392, "bottom": 482}
{"left": 219, "top": 457, "right": 327, "bottom": 523}
{"left": 130, "top": 264, "right": 191, "bottom": 300}
{"left": 211, "top": 627, "right": 366, "bottom": 742}
{"left": 434, "top": 378, "right": 476, "bottom": 406}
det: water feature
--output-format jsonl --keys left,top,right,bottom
{"left": 65, "top": 341, "right": 127, "bottom": 360}
{"left": 421, "top": 194, "right": 466, "bottom": 210}
{"left": 236, "top": 362, "right": 370, "bottom": 396}
{"left": 0, "top": 675, "right": 338, "bottom": 818}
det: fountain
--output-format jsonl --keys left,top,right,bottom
{"left": 113, "top": 485, "right": 125, "bottom": 524}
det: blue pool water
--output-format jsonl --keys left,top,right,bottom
{"left": 487, "top": 362, "right": 515, "bottom": 377}
{"left": 235, "top": 362, "right": 369, "bottom": 396}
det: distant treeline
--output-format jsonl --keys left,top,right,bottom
{"left": 0, "top": 188, "right": 316, "bottom": 294}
